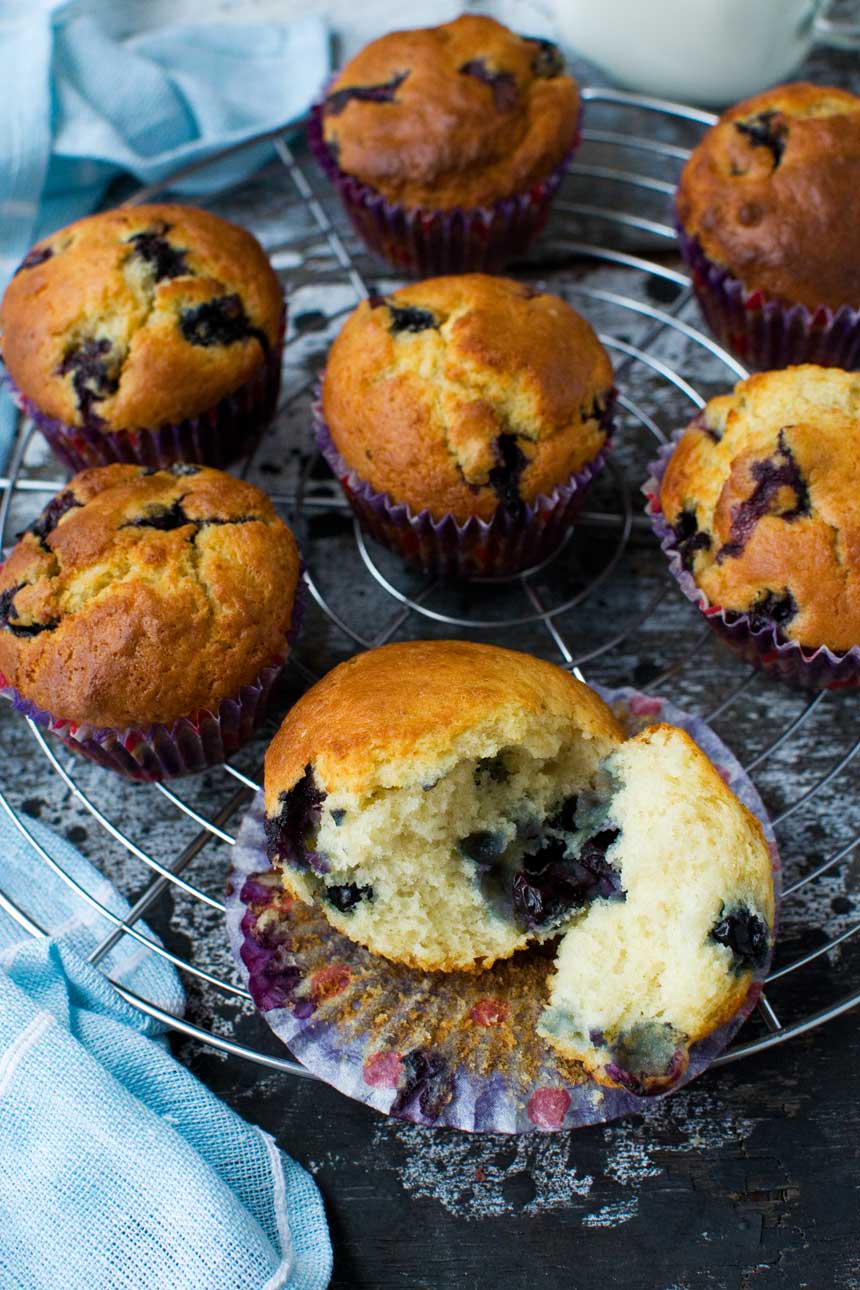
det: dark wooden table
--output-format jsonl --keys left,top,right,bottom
{"left": 3, "top": 29, "right": 859, "bottom": 1290}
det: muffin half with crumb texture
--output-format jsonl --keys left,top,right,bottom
{"left": 263, "top": 641, "right": 774, "bottom": 1082}
{"left": 539, "top": 723, "right": 774, "bottom": 1093}
{"left": 0, "top": 464, "right": 301, "bottom": 780}
{"left": 318, "top": 274, "right": 614, "bottom": 577}
{"left": 264, "top": 640, "right": 624, "bottom": 971}
{"left": 0, "top": 204, "right": 283, "bottom": 470}
{"left": 654, "top": 365, "right": 860, "bottom": 688}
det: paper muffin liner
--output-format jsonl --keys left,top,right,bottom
{"left": 226, "top": 686, "right": 781, "bottom": 1134}
{"left": 313, "top": 396, "right": 611, "bottom": 578}
{"left": 0, "top": 570, "right": 306, "bottom": 783}
{"left": 677, "top": 226, "right": 860, "bottom": 372}
{"left": 1, "top": 308, "right": 285, "bottom": 473}
{"left": 644, "top": 435, "right": 860, "bottom": 690}
{"left": 307, "top": 100, "right": 579, "bottom": 276}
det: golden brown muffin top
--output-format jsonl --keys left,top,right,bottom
{"left": 0, "top": 464, "right": 301, "bottom": 728}
{"left": 320, "top": 15, "right": 579, "bottom": 209}
{"left": 659, "top": 365, "right": 860, "bottom": 652}
{"left": 322, "top": 274, "right": 613, "bottom": 523}
{"left": 0, "top": 204, "right": 283, "bottom": 432}
{"left": 676, "top": 82, "right": 860, "bottom": 310}
{"left": 265, "top": 640, "right": 624, "bottom": 805}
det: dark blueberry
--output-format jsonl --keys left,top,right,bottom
{"left": 56, "top": 338, "right": 121, "bottom": 427}
{"left": 746, "top": 588, "right": 797, "bottom": 637}
{"left": 717, "top": 429, "right": 809, "bottom": 561}
{"left": 0, "top": 582, "right": 57, "bottom": 638}
{"left": 390, "top": 1048, "right": 455, "bottom": 1121}
{"left": 459, "top": 831, "right": 508, "bottom": 868}
{"left": 14, "top": 245, "right": 53, "bottom": 275}
{"left": 325, "top": 882, "right": 373, "bottom": 913}
{"left": 141, "top": 463, "right": 202, "bottom": 478}
{"left": 487, "top": 434, "right": 527, "bottom": 515}
{"left": 735, "top": 110, "right": 788, "bottom": 168}
{"left": 123, "top": 499, "right": 192, "bottom": 531}
{"left": 512, "top": 826, "right": 622, "bottom": 930}
{"left": 324, "top": 71, "right": 409, "bottom": 116}
{"left": 459, "top": 59, "right": 518, "bottom": 112}
{"left": 671, "top": 508, "right": 712, "bottom": 571}
{"left": 474, "top": 754, "right": 509, "bottom": 786}
{"left": 126, "top": 226, "right": 189, "bottom": 281}
{"left": 330, "top": 808, "right": 346, "bottom": 826}
{"left": 526, "top": 37, "right": 565, "bottom": 79}
{"left": 606, "top": 1021, "right": 684, "bottom": 1094}
{"left": 264, "top": 765, "right": 326, "bottom": 868}
{"left": 19, "top": 490, "right": 81, "bottom": 547}
{"left": 582, "top": 396, "right": 611, "bottom": 427}
{"left": 370, "top": 296, "right": 437, "bottom": 334}
{"left": 547, "top": 794, "right": 578, "bottom": 833}
{"left": 710, "top": 906, "right": 769, "bottom": 973}
{"left": 179, "top": 293, "right": 268, "bottom": 352}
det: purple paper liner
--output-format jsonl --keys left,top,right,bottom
{"left": 676, "top": 225, "right": 860, "bottom": 372}
{"left": 644, "top": 435, "right": 860, "bottom": 691}
{"left": 308, "top": 100, "right": 580, "bottom": 276}
{"left": 0, "top": 571, "right": 307, "bottom": 783}
{"left": 313, "top": 395, "right": 611, "bottom": 578}
{"left": 225, "top": 686, "right": 781, "bottom": 1135}
{"left": 2, "top": 308, "right": 285, "bottom": 473}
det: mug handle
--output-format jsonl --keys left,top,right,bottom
{"left": 814, "top": 2, "right": 860, "bottom": 50}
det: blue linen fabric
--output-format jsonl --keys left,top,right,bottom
{"left": 0, "top": 806, "right": 332, "bottom": 1289}
{"left": 0, "top": 0, "right": 330, "bottom": 467}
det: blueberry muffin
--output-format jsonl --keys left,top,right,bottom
{"left": 0, "top": 204, "right": 284, "bottom": 470}
{"left": 656, "top": 365, "right": 860, "bottom": 686}
{"left": 263, "top": 641, "right": 773, "bottom": 1089}
{"left": 263, "top": 640, "right": 625, "bottom": 971}
{"left": 318, "top": 274, "right": 614, "bottom": 576}
{"left": 539, "top": 722, "right": 774, "bottom": 1093}
{"left": 676, "top": 83, "right": 860, "bottom": 369}
{"left": 309, "top": 15, "right": 580, "bottom": 273}
{"left": 0, "top": 464, "right": 301, "bottom": 779}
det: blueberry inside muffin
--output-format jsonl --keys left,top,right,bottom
{"left": 322, "top": 274, "right": 613, "bottom": 523}
{"left": 0, "top": 204, "right": 283, "bottom": 433}
{"left": 659, "top": 365, "right": 860, "bottom": 654}
{"left": 0, "top": 464, "right": 300, "bottom": 730}
{"left": 320, "top": 14, "right": 579, "bottom": 211}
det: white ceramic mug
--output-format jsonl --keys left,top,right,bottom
{"left": 551, "top": 0, "right": 860, "bottom": 106}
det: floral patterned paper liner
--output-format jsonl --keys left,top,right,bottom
{"left": 644, "top": 435, "right": 860, "bottom": 691}
{"left": 226, "top": 685, "right": 781, "bottom": 1134}
{"left": 1, "top": 306, "right": 285, "bottom": 473}
{"left": 0, "top": 571, "right": 307, "bottom": 783}
{"left": 313, "top": 396, "right": 611, "bottom": 578}
{"left": 307, "top": 99, "right": 580, "bottom": 277}
{"left": 676, "top": 225, "right": 860, "bottom": 373}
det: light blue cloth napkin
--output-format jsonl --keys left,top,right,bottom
{"left": 0, "top": 804, "right": 332, "bottom": 1289}
{"left": 0, "top": 1, "right": 330, "bottom": 467}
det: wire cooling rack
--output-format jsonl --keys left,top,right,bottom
{"left": 1, "top": 86, "right": 859, "bottom": 1085}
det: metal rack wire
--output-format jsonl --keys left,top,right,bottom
{"left": 2, "top": 86, "right": 859, "bottom": 1085}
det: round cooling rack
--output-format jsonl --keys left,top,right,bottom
{"left": 2, "top": 86, "right": 859, "bottom": 1093}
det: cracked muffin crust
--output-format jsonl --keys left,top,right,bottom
{"left": 320, "top": 15, "right": 579, "bottom": 211}
{"left": 659, "top": 366, "right": 860, "bottom": 653}
{"left": 262, "top": 641, "right": 773, "bottom": 1091}
{"left": 0, "top": 204, "right": 283, "bottom": 432}
{"left": 0, "top": 464, "right": 301, "bottom": 729}
{"left": 676, "top": 83, "right": 860, "bottom": 311}
{"left": 321, "top": 274, "right": 613, "bottom": 523}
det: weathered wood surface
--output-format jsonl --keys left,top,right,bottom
{"left": 1, "top": 26, "right": 859, "bottom": 1290}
